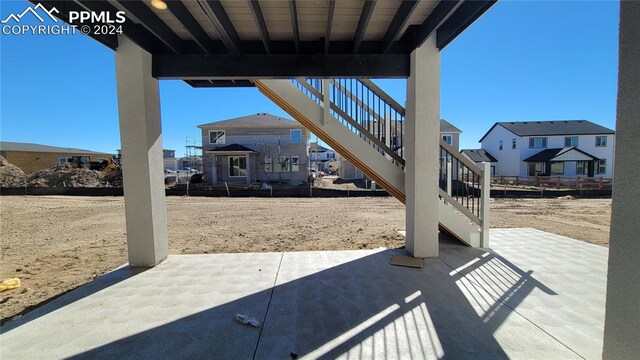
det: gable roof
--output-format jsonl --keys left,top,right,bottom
{"left": 461, "top": 149, "right": 497, "bottom": 163}
{"left": 198, "top": 113, "right": 302, "bottom": 129}
{"left": 479, "top": 120, "right": 615, "bottom": 142}
{"left": 440, "top": 119, "right": 462, "bottom": 133}
{"left": 523, "top": 147, "right": 599, "bottom": 162}
{"left": 0, "top": 141, "right": 109, "bottom": 155}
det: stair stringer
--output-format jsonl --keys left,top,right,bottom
{"left": 256, "top": 79, "right": 405, "bottom": 203}
{"left": 256, "top": 79, "right": 482, "bottom": 248}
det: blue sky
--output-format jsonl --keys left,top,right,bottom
{"left": 1, "top": 0, "right": 619, "bottom": 156}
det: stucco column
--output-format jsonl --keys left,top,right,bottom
{"left": 115, "top": 35, "right": 169, "bottom": 267}
{"left": 602, "top": 2, "right": 640, "bottom": 359}
{"left": 405, "top": 34, "right": 440, "bottom": 258}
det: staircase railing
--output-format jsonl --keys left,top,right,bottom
{"left": 289, "top": 77, "right": 490, "bottom": 246}
{"left": 293, "top": 78, "right": 405, "bottom": 166}
{"left": 439, "top": 139, "right": 482, "bottom": 224}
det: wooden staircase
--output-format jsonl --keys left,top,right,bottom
{"left": 255, "top": 78, "right": 490, "bottom": 247}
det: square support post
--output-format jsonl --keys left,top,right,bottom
{"left": 480, "top": 162, "right": 491, "bottom": 248}
{"left": 602, "top": 2, "right": 640, "bottom": 359}
{"left": 405, "top": 34, "right": 440, "bottom": 258}
{"left": 115, "top": 35, "right": 169, "bottom": 267}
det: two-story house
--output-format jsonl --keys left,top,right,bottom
{"left": 162, "top": 149, "right": 178, "bottom": 171}
{"left": 471, "top": 120, "right": 615, "bottom": 177}
{"left": 440, "top": 119, "right": 462, "bottom": 150}
{"left": 198, "top": 113, "right": 309, "bottom": 184}
{"left": 309, "top": 143, "right": 337, "bottom": 173}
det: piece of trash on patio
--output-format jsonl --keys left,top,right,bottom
{"left": 0, "top": 278, "right": 21, "bottom": 292}
{"left": 235, "top": 313, "right": 262, "bottom": 327}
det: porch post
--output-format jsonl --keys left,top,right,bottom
{"left": 405, "top": 34, "right": 440, "bottom": 258}
{"left": 603, "top": 2, "right": 640, "bottom": 359}
{"left": 115, "top": 35, "right": 169, "bottom": 267}
{"left": 246, "top": 154, "right": 251, "bottom": 184}
{"left": 211, "top": 155, "right": 218, "bottom": 183}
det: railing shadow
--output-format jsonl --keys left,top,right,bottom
{"left": 3, "top": 235, "right": 557, "bottom": 359}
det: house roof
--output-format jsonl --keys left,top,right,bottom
{"left": 479, "top": 120, "right": 615, "bottom": 142}
{"left": 205, "top": 144, "right": 257, "bottom": 153}
{"left": 0, "top": 141, "right": 109, "bottom": 155}
{"left": 198, "top": 113, "right": 302, "bottom": 129}
{"left": 523, "top": 147, "right": 599, "bottom": 162}
{"left": 461, "top": 149, "right": 497, "bottom": 162}
{"left": 441, "top": 119, "right": 462, "bottom": 133}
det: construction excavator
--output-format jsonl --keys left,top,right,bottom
{"left": 88, "top": 157, "right": 121, "bottom": 173}
{"left": 63, "top": 155, "right": 92, "bottom": 168}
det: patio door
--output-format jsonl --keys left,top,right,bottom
{"left": 528, "top": 162, "right": 545, "bottom": 176}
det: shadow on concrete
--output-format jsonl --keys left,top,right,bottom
{"left": 12, "top": 235, "right": 556, "bottom": 359}
{"left": 1, "top": 266, "right": 148, "bottom": 331}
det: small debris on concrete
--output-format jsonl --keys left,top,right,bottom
{"left": 235, "top": 313, "right": 261, "bottom": 327}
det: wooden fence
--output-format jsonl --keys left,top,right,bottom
{"left": 491, "top": 175, "right": 613, "bottom": 190}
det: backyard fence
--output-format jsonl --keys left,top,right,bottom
{"left": 492, "top": 175, "right": 613, "bottom": 190}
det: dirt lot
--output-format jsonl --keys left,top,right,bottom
{"left": 0, "top": 196, "right": 611, "bottom": 323}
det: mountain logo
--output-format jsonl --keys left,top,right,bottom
{"left": 1, "top": 3, "right": 59, "bottom": 24}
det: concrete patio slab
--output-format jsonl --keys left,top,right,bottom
{"left": 0, "top": 229, "right": 608, "bottom": 360}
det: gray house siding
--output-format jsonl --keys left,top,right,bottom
{"left": 441, "top": 132, "right": 460, "bottom": 151}
{"left": 200, "top": 125, "right": 309, "bottom": 184}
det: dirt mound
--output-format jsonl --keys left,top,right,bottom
{"left": 27, "top": 165, "right": 108, "bottom": 188}
{"left": 0, "top": 156, "right": 27, "bottom": 188}
{"left": 104, "top": 169, "right": 123, "bottom": 188}
{"left": 0, "top": 156, "right": 124, "bottom": 188}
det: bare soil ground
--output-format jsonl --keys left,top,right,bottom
{"left": 0, "top": 196, "right": 611, "bottom": 324}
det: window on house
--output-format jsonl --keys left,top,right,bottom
{"left": 58, "top": 157, "right": 68, "bottom": 164}
{"left": 442, "top": 135, "right": 453, "bottom": 145}
{"left": 529, "top": 137, "right": 548, "bottom": 149}
{"left": 228, "top": 156, "right": 247, "bottom": 177}
{"left": 550, "top": 162, "right": 564, "bottom": 175}
{"left": 209, "top": 130, "right": 225, "bottom": 144}
{"left": 564, "top": 137, "right": 579, "bottom": 147}
{"left": 291, "top": 156, "right": 300, "bottom": 172}
{"left": 576, "top": 161, "right": 588, "bottom": 175}
{"left": 528, "top": 162, "right": 545, "bottom": 176}
{"left": 275, "top": 156, "right": 291, "bottom": 172}
{"left": 499, "top": 140, "right": 503, "bottom": 151}
{"left": 264, "top": 156, "right": 272, "bottom": 173}
{"left": 595, "top": 136, "right": 607, "bottom": 147}
{"left": 290, "top": 129, "right": 302, "bottom": 143}
{"left": 597, "top": 159, "right": 606, "bottom": 174}
{"left": 512, "top": 138, "right": 517, "bottom": 149}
